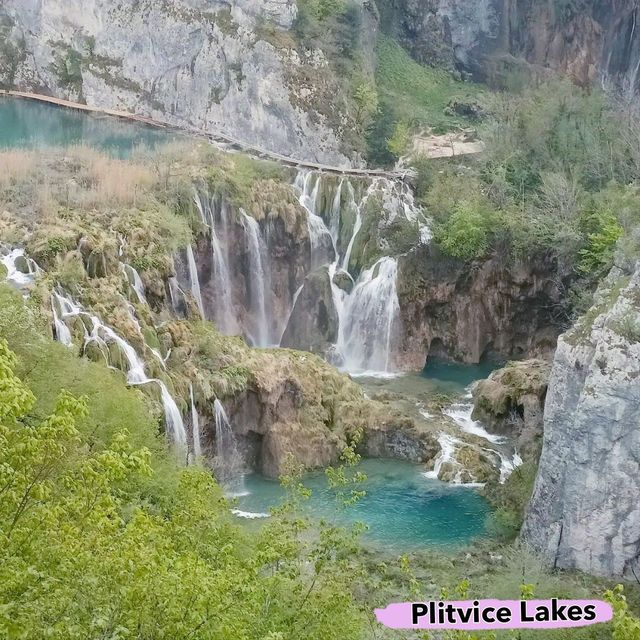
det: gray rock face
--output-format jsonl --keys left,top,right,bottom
{"left": 382, "top": 0, "right": 640, "bottom": 95}
{"left": 280, "top": 266, "right": 339, "bottom": 357}
{"left": 522, "top": 265, "right": 640, "bottom": 578}
{"left": 0, "top": 0, "right": 349, "bottom": 164}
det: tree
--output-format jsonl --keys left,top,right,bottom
{"left": 387, "top": 121, "right": 411, "bottom": 158}
{"left": 353, "top": 82, "right": 379, "bottom": 130}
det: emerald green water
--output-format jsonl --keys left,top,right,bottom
{"left": 0, "top": 97, "right": 176, "bottom": 157}
{"left": 421, "top": 357, "right": 499, "bottom": 392}
{"left": 235, "top": 459, "right": 490, "bottom": 551}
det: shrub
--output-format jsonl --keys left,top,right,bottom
{"left": 434, "top": 199, "right": 495, "bottom": 261}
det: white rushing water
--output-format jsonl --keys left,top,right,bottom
{"left": 52, "top": 290, "right": 187, "bottom": 446}
{"left": 241, "top": 210, "right": 271, "bottom": 347}
{"left": 194, "top": 193, "right": 237, "bottom": 334}
{"left": 443, "top": 388, "right": 522, "bottom": 484}
{"left": 213, "top": 399, "right": 246, "bottom": 495}
{"left": 291, "top": 171, "right": 413, "bottom": 375}
{"left": 1, "top": 248, "right": 39, "bottom": 291}
{"left": 184, "top": 173, "right": 425, "bottom": 375}
{"left": 443, "top": 391, "right": 507, "bottom": 445}
{"left": 336, "top": 257, "right": 400, "bottom": 373}
{"left": 190, "top": 383, "right": 202, "bottom": 461}
{"left": 185, "top": 244, "right": 205, "bottom": 317}
{"left": 121, "top": 263, "right": 146, "bottom": 304}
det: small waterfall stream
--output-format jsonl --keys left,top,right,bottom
{"left": 52, "top": 290, "right": 187, "bottom": 446}
{"left": 190, "top": 383, "right": 202, "bottom": 460}
{"left": 186, "top": 244, "right": 205, "bottom": 317}
{"left": 121, "top": 263, "right": 146, "bottom": 303}
{"left": 241, "top": 210, "right": 271, "bottom": 347}
{"left": 213, "top": 399, "right": 246, "bottom": 495}
{"left": 1, "top": 247, "right": 39, "bottom": 290}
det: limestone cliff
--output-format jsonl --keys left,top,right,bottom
{"left": 521, "top": 265, "right": 640, "bottom": 578}
{"left": 396, "top": 245, "right": 569, "bottom": 369}
{"left": 379, "top": 0, "right": 640, "bottom": 95}
{"left": 0, "top": 0, "right": 354, "bottom": 163}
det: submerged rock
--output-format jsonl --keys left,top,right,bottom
{"left": 522, "top": 266, "right": 640, "bottom": 578}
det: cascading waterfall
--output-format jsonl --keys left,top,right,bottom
{"left": 289, "top": 171, "right": 420, "bottom": 375}
{"left": 121, "top": 263, "right": 146, "bottom": 304}
{"left": 52, "top": 290, "right": 187, "bottom": 446}
{"left": 213, "top": 399, "right": 245, "bottom": 495}
{"left": 1, "top": 247, "right": 39, "bottom": 291}
{"left": 190, "top": 383, "right": 202, "bottom": 460}
{"left": 241, "top": 210, "right": 271, "bottom": 347}
{"left": 186, "top": 172, "right": 426, "bottom": 375}
{"left": 295, "top": 171, "right": 335, "bottom": 269}
{"left": 186, "top": 244, "right": 205, "bottom": 317}
{"left": 336, "top": 257, "right": 400, "bottom": 374}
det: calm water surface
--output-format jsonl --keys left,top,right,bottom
{"left": 0, "top": 97, "right": 177, "bottom": 157}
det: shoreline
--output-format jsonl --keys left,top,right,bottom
{"left": 1, "top": 89, "right": 413, "bottom": 180}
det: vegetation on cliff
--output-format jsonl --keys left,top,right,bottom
{"left": 415, "top": 79, "right": 640, "bottom": 321}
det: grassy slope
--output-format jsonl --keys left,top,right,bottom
{"left": 375, "top": 35, "right": 483, "bottom": 133}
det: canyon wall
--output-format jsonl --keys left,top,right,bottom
{"left": 522, "top": 264, "right": 640, "bottom": 578}
{"left": 380, "top": 0, "right": 640, "bottom": 95}
{"left": 396, "top": 245, "right": 569, "bottom": 369}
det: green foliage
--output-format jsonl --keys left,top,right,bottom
{"left": 578, "top": 212, "right": 623, "bottom": 276}
{"left": 0, "top": 323, "right": 372, "bottom": 638}
{"left": 353, "top": 81, "right": 379, "bottom": 130}
{"left": 484, "top": 460, "right": 538, "bottom": 541}
{"left": 605, "top": 585, "right": 640, "bottom": 639}
{"left": 387, "top": 120, "right": 410, "bottom": 157}
{"left": 434, "top": 199, "right": 495, "bottom": 261}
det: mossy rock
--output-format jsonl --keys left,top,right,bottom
{"left": 332, "top": 269, "right": 354, "bottom": 294}
{"left": 85, "top": 340, "right": 109, "bottom": 365}
{"left": 14, "top": 255, "right": 30, "bottom": 274}
{"left": 107, "top": 340, "right": 129, "bottom": 374}
{"left": 472, "top": 359, "right": 551, "bottom": 432}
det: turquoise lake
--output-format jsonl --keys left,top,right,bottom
{"left": 234, "top": 459, "right": 490, "bottom": 551}
{"left": 0, "top": 96, "right": 176, "bottom": 157}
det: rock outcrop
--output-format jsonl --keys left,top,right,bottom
{"left": 0, "top": 0, "right": 352, "bottom": 163}
{"left": 472, "top": 359, "right": 550, "bottom": 460}
{"left": 522, "top": 265, "right": 640, "bottom": 578}
{"left": 280, "top": 266, "right": 339, "bottom": 356}
{"left": 397, "top": 245, "right": 568, "bottom": 369}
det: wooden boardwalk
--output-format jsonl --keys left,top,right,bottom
{"left": 3, "top": 90, "right": 413, "bottom": 180}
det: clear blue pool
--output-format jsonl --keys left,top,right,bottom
{"left": 234, "top": 459, "right": 490, "bottom": 551}
{"left": 0, "top": 96, "right": 177, "bottom": 157}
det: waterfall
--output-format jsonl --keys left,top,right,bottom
{"left": 121, "top": 263, "right": 146, "bottom": 304}
{"left": 52, "top": 290, "right": 187, "bottom": 446}
{"left": 295, "top": 171, "right": 335, "bottom": 269}
{"left": 423, "top": 433, "right": 460, "bottom": 480}
{"left": 335, "top": 257, "right": 400, "bottom": 374}
{"left": 213, "top": 399, "right": 246, "bottom": 495}
{"left": 209, "top": 203, "right": 236, "bottom": 334}
{"left": 241, "top": 210, "right": 270, "bottom": 347}
{"left": 443, "top": 390, "right": 507, "bottom": 445}
{"left": 190, "top": 383, "right": 202, "bottom": 460}
{"left": 51, "top": 293, "right": 74, "bottom": 347}
{"left": 287, "top": 172, "right": 409, "bottom": 374}
{"left": 1, "top": 248, "right": 39, "bottom": 290}
{"left": 185, "top": 244, "right": 205, "bottom": 317}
